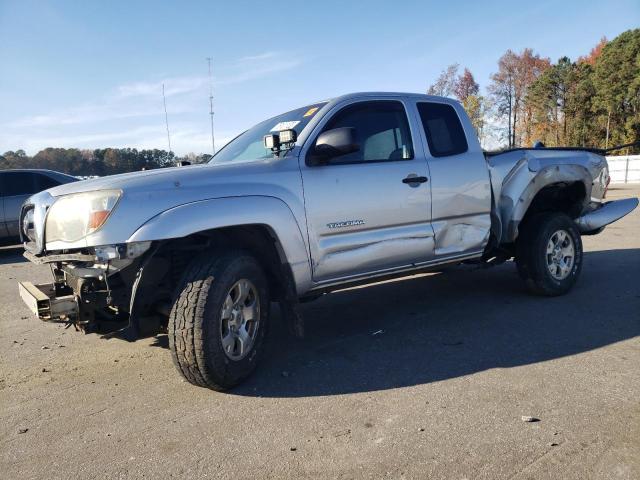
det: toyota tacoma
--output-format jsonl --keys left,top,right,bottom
{"left": 18, "top": 92, "right": 639, "bottom": 390}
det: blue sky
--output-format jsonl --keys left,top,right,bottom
{"left": 0, "top": 0, "right": 638, "bottom": 155}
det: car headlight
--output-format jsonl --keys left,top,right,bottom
{"left": 46, "top": 190, "right": 122, "bottom": 243}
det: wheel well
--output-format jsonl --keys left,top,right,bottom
{"left": 132, "top": 225, "right": 294, "bottom": 324}
{"left": 521, "top": 182, "right": 586, "bottom": 226}
{"left": 175, "top": 225, "right": 290, "bottom": 299}
{"left": 204, "top": 224, "right": 291, "bottom": 301}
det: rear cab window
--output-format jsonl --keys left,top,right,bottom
{"left": 417, "top": 102, "right": 468, "bottom": 157}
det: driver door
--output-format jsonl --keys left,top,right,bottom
{"left": 300, "top": 99, "right": 434, "bottom": 283}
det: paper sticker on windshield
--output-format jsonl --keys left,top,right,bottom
{"left": 270, "top": 121, "right": 300, "bottom": 132}
{"left": 303, "top": 107, "right": 319, "bottom": 117}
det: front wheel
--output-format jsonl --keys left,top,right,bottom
{"left": 515, "top": 212, "right": 583, "bottom": 296}
{"left": 168, "top": 250, "right": 270, "bottom": 390}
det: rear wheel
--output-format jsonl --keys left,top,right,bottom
{"left": 168, "top": 250, "right": 270, "bottom": 390}
{"left": 515, "top": 212, "right": 583, "bottom": 296}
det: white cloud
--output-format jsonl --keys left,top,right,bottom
{"left": 217, "top": 51, "right": 303, "bottom": 85}
{"left": 11, "top": 104, "right": 163, "bottom": 128}
{"left": 113, "top": 51, "right": 302, "bottom": 99}
{"left": 236, "top": 51, "right": 279, "bottom": 63}
{"left": 116, "top": 76, "right": 208, "bottom": 98}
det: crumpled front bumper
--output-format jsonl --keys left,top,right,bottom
{"left": 576, "top": 197, "right": 639, "bottom": 233}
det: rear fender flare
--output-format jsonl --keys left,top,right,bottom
{"left": 500, "top": 164, "right": 592, "bottom": 242}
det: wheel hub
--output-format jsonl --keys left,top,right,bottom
{"left": 546, "top": 229, "right": 575, "bottom": 281}
{"left": 229, "top": 308, "right": 242, "bottom": 328}
{"left": 219, "top": 279, "right": 260, "bottom": 361}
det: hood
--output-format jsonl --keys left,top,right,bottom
{"left": 47, "top": 161, "right": 264, "bottom": 197}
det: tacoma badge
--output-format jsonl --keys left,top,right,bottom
{"left": 327, "top": 220, "right": 365, "bottom": 229}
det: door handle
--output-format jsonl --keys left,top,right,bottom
{"left": 402, "top": 175, "right": 428, "bottom": 185}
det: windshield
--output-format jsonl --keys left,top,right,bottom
{"left": 209, "top": 102, "right": 327, "bottom": 164}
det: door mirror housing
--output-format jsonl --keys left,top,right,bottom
{"left": 308, "top": 127, "right": 359, "bottom": 165}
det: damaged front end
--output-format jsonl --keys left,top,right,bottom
{"left": 18, "top": 189, "right": 169, "bottom": 336}
{"left": 18, "top": 242, "right": 153, "bottom": 333}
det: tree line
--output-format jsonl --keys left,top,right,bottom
{"left": 2, "top": 29, "right": 638, "bottom": 177}
{"left": 429, "top": 29, "right": 639, "bottom": 152}
{"left": 0, "top": 148, "right": 212, "bottom": 176}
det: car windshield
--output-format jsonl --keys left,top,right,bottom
{"left": 209, "top": 102, "right": 327, "bottom": 164}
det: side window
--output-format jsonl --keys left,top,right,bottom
{"left": 35, "top": 173, "right": 60, "bottom": 191}
{"left": 319, "top": 101, "right": 413, "bottom": 164}
{"left": 3, "top": 172, "right": 37, "bottom": 196}
{"left": 417, "top": 102, "right": 468, "bottom": 157}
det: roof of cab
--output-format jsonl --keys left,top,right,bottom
{"left": 328, "top": 91, "right": 461, "bottom": 104}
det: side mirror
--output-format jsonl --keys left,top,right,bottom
{"left": 308, "top": 127, "right": 359, "bottom": 165}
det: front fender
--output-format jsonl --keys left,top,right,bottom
{"left": 127, "top": 196, "right": 313, "bottom": 293}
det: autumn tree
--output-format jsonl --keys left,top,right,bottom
{"left": 454, "top": 68, "right": 487, "bottom": 142}
{"left": 578, "top": 37, "right": 607, "bottom": 66}
{"left": 427, "top": 64, "right": 460, "bottom": 97}
{"left": 489, "top": 51, "right": 517, "bottom": 147}
{"left": 0, "top": 150, "right": 35, "bottom": 169}
{"left": 454, "top": 68, "right": 479, "bottom": 100}
{"left": 489, "top": 49, "right": 550, "bottom": 147}
{"left": 427, "top": 64, "right": 488, "bottom": 142}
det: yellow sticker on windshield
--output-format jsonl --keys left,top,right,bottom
{"left": 303, "top": 107, "right": 319, "bottom": 117}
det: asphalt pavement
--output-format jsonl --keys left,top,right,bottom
{"left": 1, "top": 185, "right": 638, "bottom": 479}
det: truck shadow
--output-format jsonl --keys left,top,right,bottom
{"left": 231, "top": 248, "right": 640, "bottom": 398}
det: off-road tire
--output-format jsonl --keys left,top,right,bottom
{"left": 168, "top": 250, "right": 270, "bottom": 390}
{"left": 515, "top": 212, "right": 583, "bottom": 296}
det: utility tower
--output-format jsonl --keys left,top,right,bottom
{"left": 207, "top": 57, "right": 215, "bottom": 155}
{"left": 162, "top": 83, "right": 172, "bottom": 153}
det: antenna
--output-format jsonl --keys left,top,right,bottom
{"left": 207, "top": 57, "right": 215, "bottom": 155}
{"left": 162, "top": 83, "right": 172, "bottom": 153}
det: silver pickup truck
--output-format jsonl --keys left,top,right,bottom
{"left": 18, "top": 92, "right": 638, "bottom": 390}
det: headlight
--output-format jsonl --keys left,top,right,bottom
{"left": 22, "top": 207, "right": 36, "bottom": 242}
{"left": 46, "top": 190, "right": 122, "bottom": 243}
